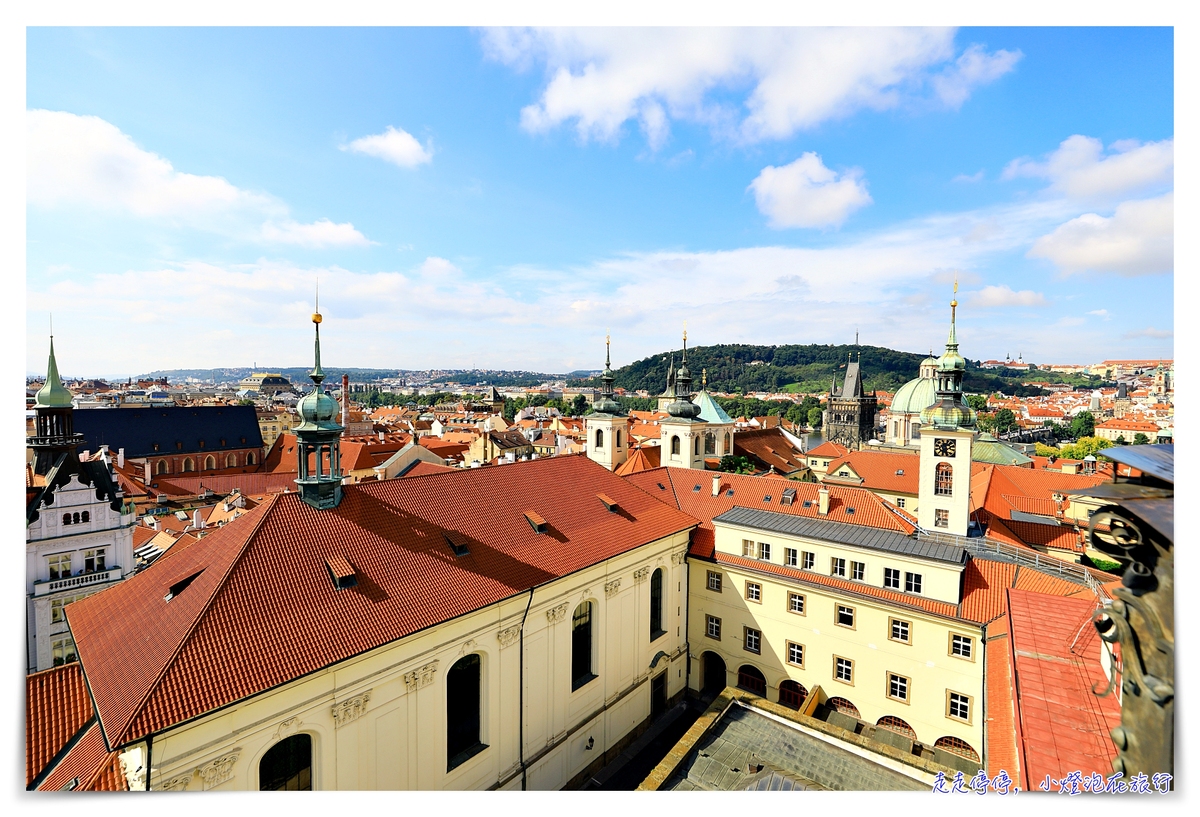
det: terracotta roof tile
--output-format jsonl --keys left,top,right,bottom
{"left": 958, "top": 558, "right": 1018, "bottom": 624}
{"left": 805, "top": 441, "right": 849, "bottom": 458}
{"left": 821, "top": 450, "right": 920, "bottom": 494}
{"left": 732, "top": 428, "right": 808, "bottom": 475}
{"left": 984, "top": 617, "right": 1020, "bottom": 780}
{"left": 398, "top": 460, "right": 457, "bottom": 477}
{"left": 35, "top": 722, "right": 128, "bottom": 791}
{"left": 26, "top": 663, "right": 93, "bottom": 786}
{"left": 68, "top": 455, "right": 697, "bottom": 748}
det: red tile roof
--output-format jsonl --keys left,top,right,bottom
{"left": 1005, "top": 588, "right": 1121, "bottom": 787}
{"left": 733, "top": 428, "right": 808, "bottom": 475}
{"left": 958, "top": 558, "right": 1018, "bottom": 625}
{"left": 398, "top": 460, "right": 457, "bottom": 478}
{"left": 821, "top": 450, "right": 920, "bottom": 494}
{"left": 26, "top": 663, "right": 94, "bottom": 786}
{"left": 35, "top": 721, "right": 128, "bottom": 791}
{"left": 805, "top": 441, "right": 849, "bottom": 459}
{"left": 613, "top": 445, "right": 661, "bottom": 477}
{"left": 984, "top": 616, "right": 1020, "bottom": 780}
{"left": 67, "top": 455, "right": 696, "bottom": 748}
{"left": 153, "top": 472, "right": 300, "bottom": 497}
{"left": 624, "top": 467, "right": 916, "bottom": 559}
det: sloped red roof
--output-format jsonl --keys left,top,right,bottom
{"left": 67, "top": 455, "right": 697, "bottom": 748}
{"left": 35, "top": 721, "right": 128, "bottom": 791}
{"left": 806, "top": 441, "right": 849, "bottom": 459}
{"left": 398, "top": 460, "right": 457, "bottom": 478}
{"left": 958, "top": 558, "right": 1018, "bottom": 624}
{"left": 984, "top": 616, "right": 1020, "bottom": 780}
{"left": 154, "top": 472, "right": 300, "bottom": 497}
{"left": 26, "top": 663, "right": 94, "bottom": 787}
{"left": 821, "top": 450, "right": 920, "bottom": 494}
{"left": 613, "top": 445, "right": 660, "bottom": 477}
{"left": 1006, "top": 588, "right": 1120, "bottom": 787}
{"left": 131, "top": 525, "right": 159, "bottom": 549}
{"left": 733, "top": 428, "right": 807, "bottom": 474}
{"left": 624, "top": 467, "right": 916, "bottom": 559}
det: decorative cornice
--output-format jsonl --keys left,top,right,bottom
{"left": 546, "top": 603, "right": 568, "bottom": 624}
{"left": 162, "top": 773, "right": 193, "bottom": 792}
{"left": 332, "top": 690, "right": 372, "bottom": 727}
{"left": 498, "top": 625, "right": 521, "bottom": 648}
{"left": 275, "top": 716, "right": 302, "bottom": 741}
{"left": 196, "top": 749, "right": 241, "bottom": 790}
{"left": 633, "top": 567, "right": 650, "bottom": 583}
{"left": 403, "top": 662, "right": 438, "bottom": 693}
{"left": 605, "top": 579, "right": 622, "bottom": 597}
{"left": 119, "top": 750, "right": 145, "bottom": 791}
{"left": 671, "top": 550, "right": 688, "bottom": 565}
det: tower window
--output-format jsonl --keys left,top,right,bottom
{"left": 595, "top": 429, "right": 604, "bottom": 449}
{"left": 671, "top": 436, "right": 680, "bottom": 455}
{"left": 934, "top": 462, "right": 953, "bottom": 496}
{"left": 934, "top": 509, "right": 949, "bottom": 528}
{"left": 571, "top": 602, "right": 595, "bottom": 690}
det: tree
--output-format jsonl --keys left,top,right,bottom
{"left": 1115, "top": 435, "right": 1127, "bottom": 445}
{"left": 1133, "top": 432, "right": 1150, "bottom": 445}
{"left": 237, "top": 398, "right": 255, "bottom": 406}
{"left": 807, "top": 406, "right": 823, "bottom": 429}
{"left": 965, "top": 394, "right": 988, "bottom": 412}
{"left": 994, "top": 408, "right": 1017, "bottom": 434}
{"left": 571, "top": 394, "right": 589, "bottom": 416}
{"left": 719, "top": 454, "right": 756, "bottom": 475}
{"left": 1070, "top": 411, "right": 1095, "bottom": 439}
{"left": 976, "top": 413, "right": 996, "bottom": 433}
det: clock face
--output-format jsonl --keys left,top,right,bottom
{"left": 934, "top": 438, "right": 956, "bottom": 458}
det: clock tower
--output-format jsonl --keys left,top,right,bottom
{"left": 917, "top": 285, "right": 977, "bottom": 536}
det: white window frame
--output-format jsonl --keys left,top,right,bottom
{"left": 836, "top": 604, "right": 856, "bottom": 629}
{"left": 784, "top": 547, "right": 798, "bottom": 567}
{"left": 950, "top": 633, "right": 975, "bottom": 661}
{"left": 831, "top": 557, "right": 846, "bottom": 578}
{"left": 889, "top": 618, "right": 911, "bottom": 644}
{"left": 745, "top": 581, "right": 762, "bottom": 603}
{"left": 787, "top": 641, "right": 805, "bottom": 668}
{"left": 887, "top": 672, "right": 911, "bottom": 704}
{"left": 744, "top": 627, "right": 761, "bottom": 654}
{"left": 788, "top": 592, "right": 806, "bottom": 615}
{"left": 851, "top": 561, "right": 865, "bottom": 582}
{"left": 706, "top": 615, "right": 721, "bottom": 640}
{"left": 905, "top": 572, "right": 923, "bottom": 594}
{"left": 802, "top": 551, "right": 815, "bottom": 570}
{"left": 834, "top": 656, "right": 854, "bottom": 685}
{"left": 706, "top": 571, "right": 722, "bottom": 592}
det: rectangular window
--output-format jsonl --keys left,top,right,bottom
{"left": 890, "top": 618, "right": 911, "bottom": 644}
{"left": 742, "top": 539, "right": 755, "bottom": 557}
{"left": 935, "top": 509, "right": 949, "bottom": 528}
{"left": 706, "top": 571, "right": 722, "bottom": 592}
{"left": 745, "top": 581, "right": 762, "bottom": 603}
{"left": 787, "top": 642, "right": 805, "bottom": 667}
{"left": 758, "top": 542, "right": 771, "bottom": 561}
{"left": 831, "top": 557, "right": 846, "bottom": 577}
{"left": 836, "top": 605, "right": 855, "bottom": 628}
{"left": 48, "top": 554, "right": 71, "bottom": 581}
{"left": 888, "top": 673, "right": 910, "bottom": 703}
{"left": 883, "top": 567, "right": 901, "bottom": 590}
{"left": 784, "top": 547, "right": 798, "bottom": 567}
{"left": 83, "top": 548, "right": 107, "bottom": 574}
{"left": 951, "top": 633, "right": 975, "bottom": 660}
{"left": 788, "top": 592, "right": 806, "bottom": 615}
{"left": 706, "top": 615, "right": 721, "bottom": 640}
{"left": 744, "top": 627, "right": 761, "bottom": 654}
{"left": 52, "top": 637, "right": 77, "bottom": 667}
{"left": 896, "top": 497, "right": 905, "bottom": 509}
{"left": 948, "top": 691, "right": 972, "bottom": 723}
{"left": 835, "top": 656, "right": 854, "bottom": 684}
{"left": 851, "top": 561, "right": 865, "bottom": 581}
{"left": 51, "top": 597, "right": 68, "bottom": 624}
{"left": 802, "top": 551, "right": 815, "bottom": 570}
{"left": 905, "top": 572, "right": 923, "bottom": 594}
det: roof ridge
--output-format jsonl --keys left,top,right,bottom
{"left": 111, "top": 492, "right": 283, "bottom": 748}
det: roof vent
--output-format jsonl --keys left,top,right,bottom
{"left": 895, "top": 469, "right": 904, "bottom": 476}
{"left": 326, "top": 555, "right": 358, "bottom": 589}
{"left": 763, "top": 495, "right": 772, "bottom": 503}
{"left": 445, "top": 531, "right": 471, "bottom": 557}
{"left": 597, "top": 493, "right": 619, "bottom": 513}
{"left": 846, "top": 507, "right": 855, "bottom": 515}
{"left": 692, "top": 484, "right": 701, "bottom": 492}
{"left": 164, "top": 570, "right": 204, "bottom": 602}
{"left": 725, "top": 489, "right": 734, "bottom": 497}
{"left": 524, "top": 511, "right": 548, "bottom": 534}
{"left": 782, "top": 488, "right": 796, "bottom": 506}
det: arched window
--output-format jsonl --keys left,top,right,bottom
{"left": 778, "top": 680, "right": 807, "bottom": 710}
{"left": 247, "top": 452, "right": 256, "bottom": 465}
{"left": 156, "top": 460, "right": 168, "bottom": 475}
{"left": 259, "top": 733, "right": 312, "bottom": 790}
{"left": 876, "top": 716, "right": 917, "bottom": 740}
{"left": 615, "top": 429, "right": 621, "bottom": 448}
{"left": 81, "top": 511, "right": 90, "bottom": 523}
{"left": 934, "top": 736, "right": 980, "bottom": 763}
{"left": 447, "top": 654, "right": 485, "bottom": 770}
{"left": 826, "top": 696, "right": 861, "bottom": 718}
{"left": 649, "top": 568, "right": 665, "bottom": 640}
{"left": 183, "top": 458, "right": 194, "bottom": 472}
{"left": 595, "top": 429, "right": 604, "bottom": 449}
{"left": 73, "top": 512, "right": 80, "bottom": 524}
{"left": 935, "top": 462, "right": 953, "bottom": 496}
{"left": 701, "top": 651, "right": 727, "bottom": 695}
{"left": 62, "top": 513, "right": 71, "bottom": 525}
{"left": 226, "top": 454, "right": 237, "bottom": 468}
{"left": 670, "top": 436, "right": 680, "bottom": 455}
{"left": 724, "top": 432, "right": 731, "bottom": 452}
{"left": 204, "top": 455, "right": 216, "bottom": 471}
{"left": 572, "top": 602, "right": 595, "bottom": 690}
{"left": 736, "top": 665, "right": 767, "bottom": 696}
{"left": 694, "top": 436, "right": 700, "bottom": 455}
{"left": 704, "top": 432, "right": 715, "bottom": 455}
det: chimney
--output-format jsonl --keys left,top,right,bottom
{"left": 118, "top": 448, "right": 125, "bottom": 468}
{"left": 818, "top": 486, "right": 830, "bottom": 515}
{"left": 342, "top": 374, "right": 349, "bottom": 428}
{"left": 712, "top": 474, "right": 721, "bottom": 497}
{"left": 193, "top": 509, "right": 205, "bottom": 529}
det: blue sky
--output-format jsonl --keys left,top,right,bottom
{"left": 26, "top": 26, "right": 1174, "bottom": 377}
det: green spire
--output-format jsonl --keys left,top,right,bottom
{"left": 310, "top": 288, "right": 325, "bottom": 384}
{"left": 36, "top": 336, "right": 74, "bottom": 408}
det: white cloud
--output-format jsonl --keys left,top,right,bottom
{"left": 748, "top": 153, "right": 872, "bottom": 229}
{"left": 342, "top": 126, "right": 432, "bottom": 168}
{"left": 28, "top": 109, "right": 372, "bottom": 247}
{"left": 1122, "top": 327, "right": 1173, "bottom": 339}
{"left": 1088, "top": 309, "right": 1109, "bottom": 319}
{"left": 969, "top": 285, "right": 1047, "bottom": 308}
{"left": 1003, "top": 134, "right": 1173, "bottom": 202}
{"left": 482, "top": 28, "right": 1019, "bottom": 148}
{"left": 1028, "top": 193, "right": 1173, "bottom": 276}
{"left": 260, "top": 219, "right": 374, "bottom": 248}
{"left": 953, "top": 170, "right": 985, "bottom": 183}
{"left": 931, "top": 44, "right": 1023, "bottom": 108}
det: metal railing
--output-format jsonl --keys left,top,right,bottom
{"left": 918, "top": 530, "right": 1107, "bottom": 599}
{"left": 33, "top": 566, "right": 123, "bottom": 596}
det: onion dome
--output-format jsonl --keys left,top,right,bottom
{"left": 35, "top": 337, "right": 74, "bottom": 408}
{"left": 890, "top": 375, "right": 939, "bottom": 416}
{"left": 592, "top": 334, "right": 623, "bottom": 415}
{"left": 293, "top": 298, "right": 344, "bottom": 433}
{"left": 667, "top": 328, "right": 701, "bottom": 419}
{"left": 937, "top": 294, "right": 966, "bottom": 372}
{"left": 919, "top": 397, "right": 977, "bottom": 429}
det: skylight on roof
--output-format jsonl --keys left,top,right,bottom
{"left": 445, "top": 531, "right": 471, "bottom": 557}
{"left": 524, "top": 510, "right": 548, "bottom": 534}
{"left": 763, "top": 496, "right": 772, "bottom": 503}
{"left": 656, "top": 483, "right": 665, "bottom": 490}
{"left": 846, "top": 507, "right": 855, "bottom": 515}
{"left": 164, "top": 570, "right": 204, "bottom": 602}
{"left": 726, "top": 489, "right": 734, "bottom": 497}
{"left": 803, "top": 500, "right": 812, "bottom": 508}
{"left": 693, "top": 485, "right": 701, "bottom": 492}
{"left": 895, "top": 469, "right": 904, "bottom": 476}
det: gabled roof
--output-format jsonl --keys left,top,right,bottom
{"left": 613, "top": 445, "right": 661, "bottom": 477}
{"left": 822, "top": 450, "right": 919, "bottom": 494}
{"left": 805, "top": 441, "right": 848, "bottom": 459}
{"left": 67, "top": 455, "right": 696, "bottom": 749}
{"left": 26, "top": 454, "right": 124, "bottom": 525}
{"left": 733, "top": 428, "right": 807, "bottom": 475}
{"left": 26, "top": 664, "right": 127, "bottom": 791}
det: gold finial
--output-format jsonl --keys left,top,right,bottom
{"left": 683, "top": 320, "right": 687, "bottom": 344}
{"left": 312, "top": 280, "right": 322, "bottom": 324}
{"left": 951, "top": 273, "right": 958, "bottom": 308}
{"left": 702, "top": 368, "right": 707, "bottom": 387}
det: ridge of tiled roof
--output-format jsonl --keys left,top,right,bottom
{"left": 68, "top": 456, "right": 696, "bottom": 748}
{"left": 35, "top": 721, "right": 128, "bottom": 791}
{"left": 822, "top": 450, "right": 919, "bottom": 494}
{"left": 983, "top": 615, "right": 1020, "bottom": 780}
{"left": 805, "top": 441, "right": 849, "bottom": 458}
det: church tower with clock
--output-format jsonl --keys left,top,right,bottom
{"left": 917, "top": 287, "right": 977, "bottom": 536}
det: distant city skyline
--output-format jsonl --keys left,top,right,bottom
{"left": 27, "top": 27, "right": 1173, "bottom": 375}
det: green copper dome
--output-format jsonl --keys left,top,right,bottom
{"left": 295, "top": 389, "right": 341, "bottom": 429}
{"left": 919, "top": 398, "right": 976, "bottom": 429}
{"left": 937, "top": 349, "right": 966, "bottom": 372}
{"left": 35, "top": 337, "right": 74, "bottom": 408}
{"left": 890, "top": 375, "right": 939, "bottom": 415}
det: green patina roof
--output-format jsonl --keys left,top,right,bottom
{"left": 35, "top": 337, "right": 74, "bottom": 408}
{"left": 890, "top": 375, "right": 938, "bottom": 415}
{"left": 971, "top": 433, "right": 1033, "bottom": 466}
{"left": 693, "top": 390, "right": 733, "bottom": 424}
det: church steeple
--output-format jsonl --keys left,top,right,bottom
{"left": 36, "top": 334, "right": 74, "bottom": 408}
{"left": 29, "top": 333, "right": 85, "bottom": 476}
{"left": 667, "top": 327, "right": 700, "bottom": 419}
{"left": 592, "top": 334, "right": 624, "bottom": 416}
{"left": 293, "top": 291, "right": 345, "bottom": 509}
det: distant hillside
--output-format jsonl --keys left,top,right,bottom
{"left": 136, "top": 367, "right": 569, "bottom": 388}
{"left": 571, "top": 343, "right": 1048, "bottom": 397}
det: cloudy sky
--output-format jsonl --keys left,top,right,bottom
{"left": 26, "top": 26, "right": 1173, "bottom": 378}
